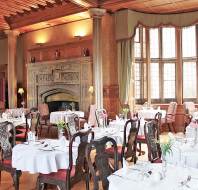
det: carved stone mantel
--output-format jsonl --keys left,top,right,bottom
{"left": 27, "top": 57, "right": 93, "bottom": 112}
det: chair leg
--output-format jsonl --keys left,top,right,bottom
{"left": 36, "top": 177, "right": 45, "bottom": 190}
{"left": 85, "top": 172, "right": 90, "bottom": 190}
{"left": 167, "top": 123, "right": 171, "bottom": 132}
{"left": 138, "top": 142, "right": 142, "bottom": 156}
{"left": 12, "top": 170, "right": 21, "bottom": 190}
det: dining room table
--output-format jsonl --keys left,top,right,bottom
{"left": 164, "top": 122, "right": 198, "bottom": 169}
{"left": 137, "top": 108, "right": 166, "bottom": 119}
{"left": 50, "top": 110, "right": 84, "bottom": 124}
{"left": 108, "top": 161, "right": 198, "bottom": 190}
{"left": 12, "top": 137, "right": 78, "bottom": 174}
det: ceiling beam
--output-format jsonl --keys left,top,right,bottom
{"left": 68, "top": 0, "right": 98, "bottom": 8}
{"left": 5, "top": 2, "right": 86, "bottom": 30}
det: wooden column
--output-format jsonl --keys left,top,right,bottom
{"left": 5, "top": 30, "right": 19, "bottom": 108}
{"left": 89, "top": 8, "right": 106, "bottom": 109}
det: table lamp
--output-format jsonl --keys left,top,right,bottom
{"left": 18, "top": 88, "right": 25, "bottom": 108}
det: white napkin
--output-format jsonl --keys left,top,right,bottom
{"left": 84, "top": 122, "right": 91, "bottom": 130}
{"left": 2, "top": 113, "right": 7, "bottom": 119}
{"left": 116, "top": 115, "right": 119, "bottom": 121}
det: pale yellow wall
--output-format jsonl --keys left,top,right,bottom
{"left": 22, "top": 18, "right": 93, "bottom": 62}
{"left": 17, "top": 19, "right": 92, "bottom": 85}
{"left": 0, "top": 38, "right": 8, "bottom": 65}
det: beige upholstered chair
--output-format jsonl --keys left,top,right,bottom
{"left": 183, "top": 102, "right": 196, "bottom": 132}
{"left": 160, "top": 102, "right": 177, "bottom": 133}
{"left": 79, "top": 104, "right": 97, "bottom": 129}
{"left": 87, "top": 104, "right": 97, "bottom": 127}
{"left": 38, "top": 103, "right": 50, "bottom": 125}
{"left": 183, "top": 102, "right": 196, "bottom": 115}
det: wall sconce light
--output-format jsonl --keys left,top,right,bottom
{"left": 88, "top": 86, "right": 94, "bottom": 94}
{"left": 35, "top": 42, "right": 45, "bottom": 46}
{"left": 18, "top": 88, "right": 24, "bottom": 95}
{"left": 74, "top": 35, "right": 84, "bottom": 40}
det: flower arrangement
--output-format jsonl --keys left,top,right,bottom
{"left": 122, "top": 107, "right": 129, "bottom": 119}
{"left": 160, "top": 137, "right": 173, "bottom": 158}
{"left": 56, "top": 120, "right": 67, "bottom": 130}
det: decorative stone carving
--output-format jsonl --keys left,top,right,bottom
{"left": 27, "top": 57, "right": 93, "bottom": 112}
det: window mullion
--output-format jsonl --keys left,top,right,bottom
{"left": 196, "top": 25, "right": 198, "bottom": 102}
{"left": 159, "top": 28, "right": 163, "bottom": 102}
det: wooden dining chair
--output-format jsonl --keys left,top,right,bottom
{"left": 106, "top": 119, "right": 140, "bottom": 164}
{"left": 16, "top": 108, "right": 40, "bottom": 141}
{"left": 0, "top": 121, "right": 21, "bottom": 190}
{"left": 160, "top": 102, "right": 177, "bottom": 133}
{"left": 136, "top": 112, "right": 162, "bottom": 156}
{"left": 95, "top": 108, "right": 108, "bottom": 128}
{"left": 64, "top": 113, "right": 80, "bottom": 140}
{"left": 144, "top": 120, "right": 162, "bottom": 163}
{"left": 36, "top": 129, "right": 94, "bottom": 190}
{"left": 85, "top": 136, "right": 119, "bottom": 190}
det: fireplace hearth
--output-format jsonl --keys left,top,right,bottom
{"left": 47, "top": 101, "right": 79, "bottom": 112}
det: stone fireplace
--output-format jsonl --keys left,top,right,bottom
{"left": 27, "top": 57, "right": 93, "bottom": 112}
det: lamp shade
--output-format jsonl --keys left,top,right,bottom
{"left": 88, "top": 86, "right": 94, "bottom": 94}
{"left": 18, "top": 88, "right": 24, "bottom": 95}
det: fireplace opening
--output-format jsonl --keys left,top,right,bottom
{"left": 47, "top": 101, "right": 79, "bottom": 113}
{"left": 40, "top": 89, "right": 79, "bottom": 113}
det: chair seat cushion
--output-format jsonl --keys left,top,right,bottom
{"left": 16, "top": 133, "right": 26, "bottom": 138}
{"left": 137, "top": 135, "right": 145, "bottom": 140}
{"left": 106, "top": 146, "right": 122, "bottom": 155}
{"left": 0, "top": 159, "right": 12, "bottom": 166}
{"left": 152, "top": 158, "right": 162, "bottom": 163}
{"left": 40, "top": 168, "right": 75, "bottom": 181}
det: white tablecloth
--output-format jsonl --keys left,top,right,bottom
{"left": 109, "top": 118, "right": 146, "bottom": 136}
{"left": 92, "top": 127, "right": 123, "bottom": 144}
{"left": 108, "top": 162, "right": 198, "bottom": 190}
{"left": 138, "top": 109, "right": 166, "bottom": 119}
{"left": 0, "top": 117, "right": 26, "bottom": 130}
{"left": 50, "top": 111, "right": 84, "bottom": 124}
{"left": 12, "top": 139, "right": 78, "bottom": 174}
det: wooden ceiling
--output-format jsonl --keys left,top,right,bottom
{"left": 101, "top": 0, "right": 198, "bottom": 14}
{"left": 1, "top": 0, "right": 198, "bottom": 33}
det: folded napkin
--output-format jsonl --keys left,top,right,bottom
{"left": 84, "top": 122, "right": 92, "bottom": 130}
{"left": 2, "top": 113, "right": 7, "bottom": 119}
{"left": 168, "top": 132, "right": 175, "bottom": 142}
